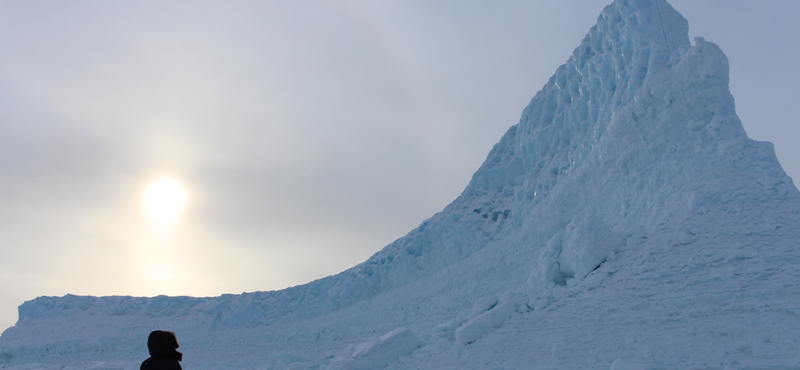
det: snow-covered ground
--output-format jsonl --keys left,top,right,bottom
{"left": 3, "top": 0, "right": 800, "bottom": 369}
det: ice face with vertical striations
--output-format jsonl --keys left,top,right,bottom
{"left": 3, "top": 0, "right": 800, "bottom": 369}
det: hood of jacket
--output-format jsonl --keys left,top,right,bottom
{"left": 147, "top": 330, "right": 182, "bottom": 361}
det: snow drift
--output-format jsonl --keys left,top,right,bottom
{"left": 4, "top": 0, "right": 800, "bottom": 368}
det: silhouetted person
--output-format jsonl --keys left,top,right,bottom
{"left": 140, "top": 330, "right": 182, "bottom": 370}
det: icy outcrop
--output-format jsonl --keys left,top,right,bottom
{"left": 454, "top": 298, "right": 516, "bottom": 346}
{"left": 326, "top": 328, "right": 422, "bottom": 370}
{"left": 539, "top": 212, "right": 626, "bottom": 286}
{"left": 3, "top": 0, "right": 800, "bottom": 369}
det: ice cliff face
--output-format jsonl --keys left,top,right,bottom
{"left": 3, "top": 0, "right": 800, "bottom": 369}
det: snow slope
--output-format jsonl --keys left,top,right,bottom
{"left": 3, "top": 0, "right": 800, "bottom": 368}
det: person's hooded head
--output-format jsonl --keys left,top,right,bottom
{"left": 147, "top": 330, "right": 182, "bottom": 361}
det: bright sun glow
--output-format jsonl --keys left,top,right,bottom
{"left": 143, "top": 178, "right": 187, "bottom": 223}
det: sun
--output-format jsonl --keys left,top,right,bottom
{"left": 142, "top": 178, "right": 187, "bottom": 223}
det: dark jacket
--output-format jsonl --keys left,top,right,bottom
{"left": 140, "top": 330, "right": 182, "bottom": 370}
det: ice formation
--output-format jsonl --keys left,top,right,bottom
{"left": 3, "top": 0, "right": 800, "bottom": 369}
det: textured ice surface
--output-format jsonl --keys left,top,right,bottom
{"left": 327, "top": 327, "right": 422, "bottom": 370}
{"left": 3, "top": 0, "right": 800, "bottom": 369}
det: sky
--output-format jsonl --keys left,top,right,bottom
{"left": 0, "top": 0, "right": 798, "bottom": 331}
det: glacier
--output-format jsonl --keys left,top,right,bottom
{"left": 3, "top": 0, "right": 800, "bottom": 369}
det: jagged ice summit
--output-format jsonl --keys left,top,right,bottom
{"left": 3, "top": 0, "right": 800, "bottom": 369}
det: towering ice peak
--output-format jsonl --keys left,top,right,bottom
{"left": 570, "top": 0, "right": 689, "bottom": 106}
{"left": 468, "top": 0, "right": 690, "bottom": 196}
{"left": 450, "top": 0, "right": 789, "bottom": 289}
{"left": 460, "top": 0, "right": 694, "bottom": 233}
{"left": 544, "top": 0, "right": 690, "bottom": 120}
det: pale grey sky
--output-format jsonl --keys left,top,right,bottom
{"left": 0, "top": 0, "right": 797, "bottom": 330}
